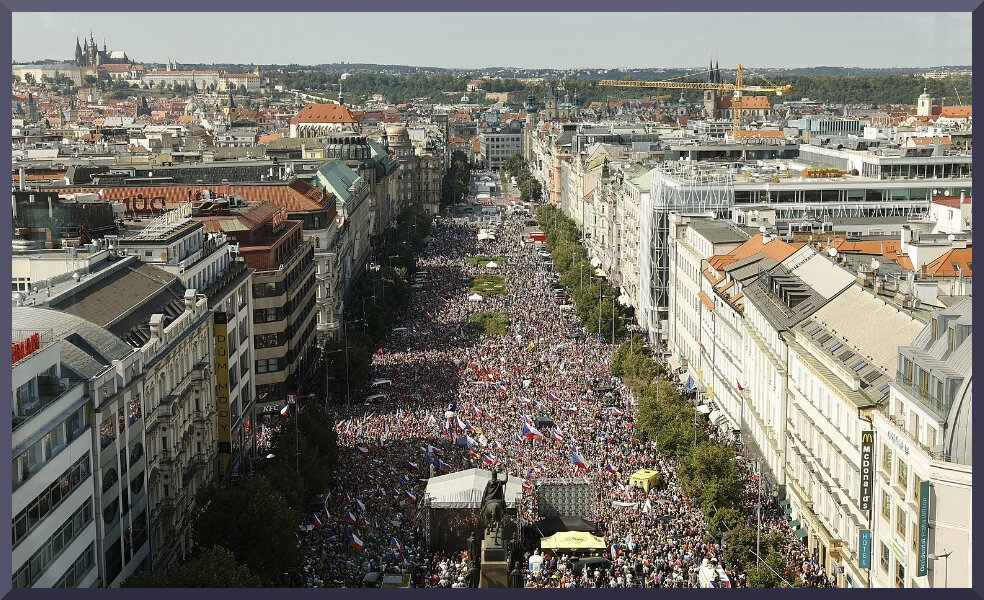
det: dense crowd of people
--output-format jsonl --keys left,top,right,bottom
{"left": 274, "top": 207, "right": 828, "bottom": 588}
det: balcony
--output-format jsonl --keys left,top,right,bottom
{"left": 13, "top": 376, "right": 81, "bottom": 431}
{"left": 895, "top": 372, "right": 944, "bottom": 416}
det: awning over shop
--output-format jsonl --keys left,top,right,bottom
{"left": 794, "top": 529, "right": 808, "bottom": 539}
{"left": 540, "top": 531, "right": 607, "bottom": 551}
{"left": 784, "top": 507, "right": 793, "bottom": 516}
{"left": 695, "top": 405, "right": 711, "bottom": 415}
{"left": 789, "top": 520, "right": 800, "bottom": 529}
{"left": 779, "top": 499, "right": 790, "bottom": 508}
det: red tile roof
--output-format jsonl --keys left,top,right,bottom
{"left": 54, "top": 179, "right": 336, "bottom": 215}
{"left": 940, "top": 105, "right": 972, "bottom": 118}
{"left": 289, "top": 103, "right": 357, "bottom": 125}
{"left": 923, "top": 247, "right": 972, "bottom": 277}
{"left": 932, "top": 195, "right": 972, "bottom": 209}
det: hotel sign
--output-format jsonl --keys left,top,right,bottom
{"left": 214, "top": 312, "right": 232, "bottom": 475}
{"left": 918, "top": 480, "right": 931, "bottom": 576}
{"left": 858, "top": 529, "right": 872, "bottom": 570}
{"left": 859, "top": 431, "right": 875, "bottom": 512}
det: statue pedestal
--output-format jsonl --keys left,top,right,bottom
{"left": 479, "top": 537, "right": 508, "bottom": 588}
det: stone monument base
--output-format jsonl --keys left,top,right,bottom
{"left": 479, "top": 538, "right": 508, "bottom": 588}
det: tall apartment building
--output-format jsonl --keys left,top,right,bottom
{"left": 198, "top": 202, "right": 316, "bottom": 409}
{"left": 869, "top": 298, "right": 972, "bottom": 588}
{"left": 12, "top": 316, "right": 109, "bottom": 588}
{"left": 116, "top": 205, "right": 255, "bottom": 479}
{"left": 41, "top": 256, "right": 215, "bottom": 579}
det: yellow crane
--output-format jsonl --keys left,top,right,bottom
{"left": 599, "top": 63, "right": 792, "bottom": 137}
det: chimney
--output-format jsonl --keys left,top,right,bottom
{"left": 960, "top": 191, "right": 966, "bottom": 205}
{"left": 149, "top": 313, "right": 165, "bottom": 340}
{"left": 184, "top": 288, "right": 197, "bottom": 312}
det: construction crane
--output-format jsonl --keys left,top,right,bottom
{"left": 599, "top": 63, "right": 792, "bottom": 138}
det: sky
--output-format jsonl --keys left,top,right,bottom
{"left": 11, "top": 12, "right": 972, "bottom": 69}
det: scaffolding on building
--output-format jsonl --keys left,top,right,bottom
{"left": 642, "top": 163, "right": 734, "bottom": 340}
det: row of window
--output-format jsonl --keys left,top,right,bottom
{"left": 13, "top": 454, "right": 91, "bottom": 548}
{"left": 54, "top": 543, "right": 95, "bottom": 588}
{"left": 13, "top": 498, "right": 93, "bottom": 588}
{"left": 13, "top": 405, "right": 87, "bottom": 489}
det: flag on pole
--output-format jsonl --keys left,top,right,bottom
{"left": 391, "top": 537, "right": 403, "bottom": 553}
{"left": 311, "top": 513, "right": 323, "bottom": 529}
{"left": 437, "top": 458, "right": 453, "bottom": 471}
{"left": 609, "top": 406, "right": 624, "bottom": 417}
{"left": 495, "top": 382, "right": 508, "bottom": 394}
{"left": 405, "top": 490, "right": 417, "bottom": 502}
{"left": 737, "top": 380, "right": 745, "bottom": 392}
{"left": 356, "top": 445, "right": 370, "bottom": 456}
{"left": 407, "top": 461, "right": 419, "bottom": 471}
{"left": 344, "top": 511, "right": 357, "bottom": 525}
{"left": 355, "top": 498, "right": 366, "bottom": 512}
{"left": 455, "top": 415, "right": 467, "bottom": 430}
{"left": 522, "top": 480, "right": 532, "bottom": 493}
{"left": 568, "top": 405, "right": 579, "bottom": 414}
{"left": 550, "top": 427, "right": 564, "bottom": 443}
{"left": 349, "top": 533, "right": 364, "bottom": 550}
{"left": 547, "top": 392, "right": 560, "bottom": 402}
{"left": 482, "top": 453, "right": 500, "bottom": 467}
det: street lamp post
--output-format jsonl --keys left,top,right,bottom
{"left": 929, "top": 550, "right": 952, "bottom": 588}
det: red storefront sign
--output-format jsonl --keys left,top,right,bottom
{"left": 12, "top": 333, "right": 41, "bottom": 364}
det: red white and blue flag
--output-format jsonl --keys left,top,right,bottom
{"left": 437, "top": 459, "right": 453, "bottom": 471}
{"left": 522, "top": 480, "right": 532, "bottom": 493}
{"left": 522, "top": 422, "right": 544, "bottom": 441}
{"left": 550, "top": 427, "right": 564, "bottom": 443}
{"left": 405, "top": 490, "right": 418, "bottom": 502}
{"left": 571, "top": 452, "right": 589, "bottom": 470}
{"left": 391, "top": 537, "right": 403, "bottom": 553}
{"left": 609, "top": 407, "right": 624, "bottom": 417}
{"left": 455, "top": 416, "right": 467, "bottom": 430}
{"left": 495, "top": 382, "right": 508, "bottom": 394}
{"left": 605, "top": 464, "right": 618, "bottom": 475}
{"left": 482, "top": 453, "right": 500, "bottom": 467}
{"left": 356, "top": 445, "right": 370, "bottom": 456}
{"left": 349, "top": 533, "right": 364, "bottom": 550}
{"left": 407, "top": 461, "right": 419, "bottom": 471}
{"left": 311, "top": 513, "right": 323, "bottom": 529}
{"left": 344, "top": 511, "right": 357, "bottom": 525}
{"left": 355, "top": 498, "right": 366, "bottom": 512}
{"left": 547, "top": 392, "right": 560, "bottom": 402}
{"left": 568, "top": 405, "right": 579, "bottom": 414}
{"left": 280, "top": 404, "right": 292, "bottom": 417}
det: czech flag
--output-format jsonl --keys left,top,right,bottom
{"left": 407, "top": 461, "right": 419, "bottom": 471}
{"left": 522, "top": 414, "right": 534, "bottom": 426}
{"left": 495, "top": 382, "right": 508, "bottom": 394}
{"left": 355, "top": 498, "right": 366, "bottom": 512}
{"left": 522, "top": 422, "right": 544, "bottom": 441}
{"left": 609, "top": 407, "right": 624, "bottom": 417}
{"left": 344, "top": 511, "right": 357, "bottom": 525}
{"left": 311, "top": 513, "right": 323, "bottom": 529}
{"left": 522, "top": 480, "right": 533, "bottom": 493}
{"left": 391, "top": 537, "right": 403, "bottom": 553}
{"left": 405, "top": 490, "right": 417, "bottom": 502}
{"left": 356, "top": 445, "right": 370, "bottom": 456}
{"left": 280, "top": 404, "right": 292, "bottom": 417}
{"left": 568, "top": 406, "right": 579, "bottom": 414}
{"left": 455, "top": 416, "right": 467, "bottom": 430}
{"left": 490, "top": 440, "right": 505, "bottom": 452}
{"left": 571, "top": 452, "right": 589, "bottom": 470}
{"left": 437, "top": 459, "right": 453, "bottom": 471}
{"left": 605, "top": 464, "right": 618, "bottom": 475}
{"left": 349, "top": 533, "right": 364, "bottom": 551}
{"left": 472, "top": 405, "right": 483, "bottom": 418}
{"left": 547, "top": 392, "right": 560, "bottom": 402}
{"left": 550, "top": 427, "right": 564, "bottom": 443}
{"left": 522, "top": 397, "right": 536, "bottom": 408}
{"left": 483, "top": 453, "right": 499, "bottom": 467}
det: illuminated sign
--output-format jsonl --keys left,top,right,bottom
{"left": 214, "top": 312, "right": 232, "bottom": 475}
{"left": 11, "top": 333, "right": 41, "bottom": 364}
{"left": 859, "top": 431, "right": 875, "bottom": 512}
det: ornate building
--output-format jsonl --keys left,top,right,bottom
{"left": 75, "top": 33, "right": 130, "bottom": 68}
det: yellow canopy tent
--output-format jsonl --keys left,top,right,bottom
{"left": 629, "top": 469, "right": 661, "bottom": 492}
{"left": 539, "top": 531, "right": 607, "bottom": 551}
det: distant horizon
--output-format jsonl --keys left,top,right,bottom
{"left": 11, "top": 12, "right": 972, "bottom": 69}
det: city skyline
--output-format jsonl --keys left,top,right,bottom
{"left": 12, "top": 12, "right": 972, "bottom": 70}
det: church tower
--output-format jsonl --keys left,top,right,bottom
{"left": 917, "top": 87, "right": 933, "bottom": 117}
{"left": 75, "top": 37, "right": 83, "bottom": 67}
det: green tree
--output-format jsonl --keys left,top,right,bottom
{"left": 23, "top": 73, "right": 36, "bottom": 86}
{"left": 678, "top": 442, "right": 744, "bottom": 514}
{"left": 706, "top": 507, "right": 744, "bottom": 543}
{"left": 123, "top": 546, "right": 261, "bottom": 588}
{"left": 193, "top": 475, "right": 297, "bottom": 582}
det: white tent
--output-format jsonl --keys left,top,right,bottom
{"left": 424, "top": 468, "right": 523, "bottom": 509}
{"left": 486, "top": 261, "right": 499, "bottom": 269}
{"left": 468, "top": 293, "right": 484, "bottom": 302}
